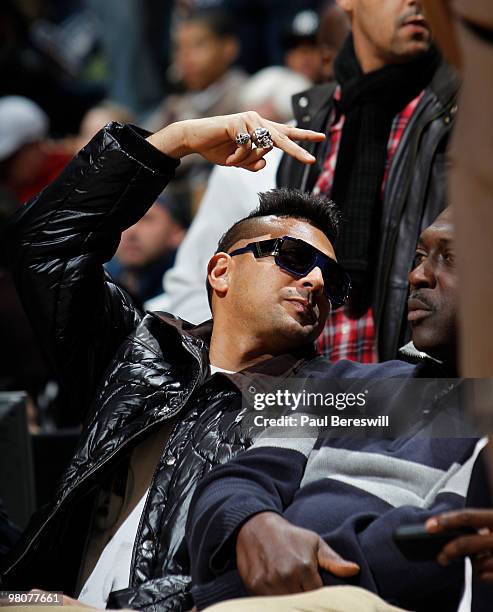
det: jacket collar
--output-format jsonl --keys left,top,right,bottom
{"left": 291, "top": 56, "right": 458, "bottom": 130}
{"left": 151, "top": 311, "right": 318, "bottom": 379}
{"left": 399, "top": 340, "right": 441, "bottom": 364}
{"left": 398, "top": 341, "right": 457, "bottom": 377}
{"left": 292, "top": 82, "right": 337, "bottom": 131}
{"left": 427, "top": 58, "right": 460, "bottom": 109}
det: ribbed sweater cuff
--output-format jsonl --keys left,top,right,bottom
{"left": 192, "top": 570, "right": 248, "bottom": 611}
{"left": 210, "top": 500, "right": 280, "bottom": 572}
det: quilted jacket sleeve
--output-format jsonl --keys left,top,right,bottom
{"left": 5, "top": 122, "right": 180, "bottom": 420}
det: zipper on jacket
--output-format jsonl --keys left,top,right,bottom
{"left": 127, "top": 334, "right": 211, "bottom": 585}
{"left": 127, "top": 419, "right": 179, "bottom": 587}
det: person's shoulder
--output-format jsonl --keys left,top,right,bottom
{"left": 328, "top": 358, "right": 417, "bottom": 379}
{"left": 300, "top": 356, "right": 417, "bottom": 379}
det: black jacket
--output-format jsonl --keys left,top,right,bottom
{"left": 277, "top": 60, "right": 459, "bottom": 360}
{"left": 1, "top": 123, "right": 417, "bottom": 610}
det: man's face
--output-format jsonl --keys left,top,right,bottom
{"left": 116, "top": 203, "right": 184, "bottom": 268}
{"left": 211, "top": 217, "right": 336, "bottom": 353}
{"left": 343, "top": 0, "right": 431, "bottom": 66}
{"left": 408, "top": 208, "right": 457, "bottom": 360}
{"left": 285, "top": 43, "right": 323, "bottom": 83}
{"left": 175, "top": 22, "right": 237, "bottom": 91}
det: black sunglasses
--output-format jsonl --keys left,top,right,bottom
{"left": 229, "top": 235, "right": 351, "bottom": 308}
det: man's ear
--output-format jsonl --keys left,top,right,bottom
{"left": 207, "top": 252, "right": 231, "bottom": 299}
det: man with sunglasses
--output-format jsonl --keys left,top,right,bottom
{"left": 3, "top": 111, "right": 423, "bottom": 611}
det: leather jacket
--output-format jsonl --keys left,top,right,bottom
{"left": 2, "top": 123, "right": 416, "bottom": 610}
{"left": 276, "top": 60, "right": 460, "bottom": 360}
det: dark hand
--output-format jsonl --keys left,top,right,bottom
{"left": 427, "top": 510, "right": 493, "bottom": 583}
{"left": 236, "top": 512, "right": 359, "bottom": 596}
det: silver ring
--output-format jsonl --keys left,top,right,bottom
{"left": 251, "top": 127, "right": 273, "bottom": 148}
{"left": 235, "top": 132, "right": 251, "bottom": 146}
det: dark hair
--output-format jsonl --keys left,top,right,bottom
{"left": 183, "top": 9, "right": 237, "bottom": 39}
{"left": 206, "top": 187, "right": 340, "bottom": 308}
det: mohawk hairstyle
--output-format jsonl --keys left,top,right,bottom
{"left": 206, "top": 187, "right": 340, "bottom": 308}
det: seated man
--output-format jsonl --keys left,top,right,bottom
{"left": 186, "top": 208, "right": 481, "bottom": 612}
{"left": 2, "top": 112, "right": 414, "bottom": 610}
{"left": 2, "top": 113, "right": 330, "bottom": 609}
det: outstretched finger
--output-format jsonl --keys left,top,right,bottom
{"left": 236, "top": 112, "right": 319, "bottom": 165}
{"left": 267, "top": 127, "right": 317, "bottom": 164}
{"left": 267, "top": 120, "right": 326, "bottom": 143}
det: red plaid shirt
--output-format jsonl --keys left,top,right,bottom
{"left": 314, "top": 88, "right": 423, "bottom": 362}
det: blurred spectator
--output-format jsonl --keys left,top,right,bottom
{"left": 0, "top": 96, "right": 71, "bottom": 204}
{"left": 64, "top": 100, "right": 136, "bottom": 153}
{"left": 146, "top": 9, "right": 246, "bottom": 129}
{"left": 282, "top": 10, "right": 324, "bottom": 83}
{"left": 78, "top": 101, "right": 135, "bottom": 145}
{"left": 145, "top": 9, "right": 247, "bottom": 213}
{"left": 281, "top": 5, "right": 351, "bottom": 84}
{"left": 175, "top": 0, "right": 322, "bottom": 73}
{"left": 106, "top": 190, "right": 188, "bottom": 305}
{"left": 317, "top": 1, "right": 351, "bottom": 81}
{"left": 239, "top": 67, "right": 311, "bottom": 123}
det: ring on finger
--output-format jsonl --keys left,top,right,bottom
{"left": 235, "top": 132, "right": 251, "bottom": 146}
{"left": 251, "top": 127, "right": 273, "bottom": 149}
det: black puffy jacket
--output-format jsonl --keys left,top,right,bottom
{"left": 3, "top": 123, "right": 415, "bottom": 610}
{"left": 277, "top": 60, "right": 459, "bottom": 360}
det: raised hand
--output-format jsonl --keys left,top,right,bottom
{"left": 146, "top": 112, "right": 325, "bottom": 171}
